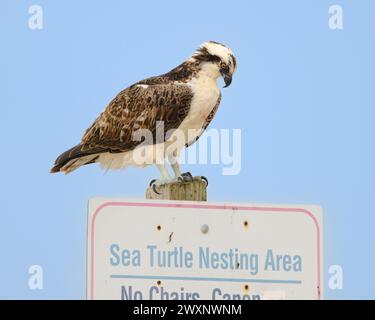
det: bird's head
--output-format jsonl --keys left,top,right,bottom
{"left": 192, "top": 41, "right": 237, "bottom": 88}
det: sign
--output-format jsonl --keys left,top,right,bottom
{"left": 87, "top": 199, "right": 323, "bottom": 300}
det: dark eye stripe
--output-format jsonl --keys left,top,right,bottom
{"left": 230, "top": 54, "right": 237, "bottom": 69}
{"left": 194, "top": 47, "right": 221, "bottom": 63}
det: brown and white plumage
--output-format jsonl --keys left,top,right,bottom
{"left": 51, "top": 41, "right": 237, "bottom": 183}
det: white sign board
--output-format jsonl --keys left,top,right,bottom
{"left": 87, "top": 199, "right": 323, "bottom": 300}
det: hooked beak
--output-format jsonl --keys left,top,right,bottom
{"left": 223, "top": 73, "right": 232, "bottom": 88}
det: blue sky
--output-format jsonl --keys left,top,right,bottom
{"left": 1, "top": 0, "right": 374, "bottom": 299}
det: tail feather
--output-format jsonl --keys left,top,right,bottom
{"left": 50, "top": 144, "right": 100, "bottom": 174}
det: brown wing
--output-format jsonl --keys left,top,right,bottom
{"left": 51, "top": 83, "right": 193, "bottom": 173}
{"left": 186, "top": 93, "right": 221, "bottom": 147}
{"left": 81, "top": 83, "right": 193, "bottom": 152}
{"left": 202, "top": 93, "right": 221, "bottom": 131}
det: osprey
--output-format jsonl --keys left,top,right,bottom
{"left": 51, "top": 41, "right": 237, "bottom": 191}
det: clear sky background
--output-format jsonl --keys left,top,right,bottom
{"left": 1, "top": 0, "right": 374, "bottom": 299}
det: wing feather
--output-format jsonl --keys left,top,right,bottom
{"left": 81, "top": 83, "right": 193, "bottom": 153}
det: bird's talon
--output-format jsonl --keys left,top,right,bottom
{"left": 200, "top": 176, "right": 208, "bottom": 186}
{"left": 152, "top": 183, "right": 162, "bottom": 195}
{"left": 181, "top": 172, "right": 194, "bottom": 182}
{"left": 149, "top": 179, "right": 157, "bottom": 188}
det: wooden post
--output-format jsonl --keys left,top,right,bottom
{"left": 146, "top": 180, "right": 207, "bottom": 201}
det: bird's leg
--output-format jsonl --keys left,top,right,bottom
{"left": 170, "top": 161, "right": 181, "bottom": 178}
{"left": 168, "top": 152, "right": 192, "bottom": 183}
{"left": 150, "top": 163, "right": 181, "bottom": 194}
{"left": 171, "top": 161, "right": 194, "bottom": 182}
{"left": 167, "top": 152, "right": 208, "bottom": 186}
{"left": 157, "top": 163, "right": 172, "bottom": 181}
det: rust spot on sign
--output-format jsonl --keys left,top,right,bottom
{"left": 168, "top": 232, "right": 174, "bottom": 243}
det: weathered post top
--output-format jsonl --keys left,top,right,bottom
{"left": 146, "top": 180, "right": 207, "bottom": 201}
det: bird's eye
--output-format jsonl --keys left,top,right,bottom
{"left": 220, "top": 62, "right": 226, "bottom": 69}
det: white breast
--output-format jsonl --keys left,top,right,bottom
{"left": 173, "top": 75, "right": 220, "bottom": 144}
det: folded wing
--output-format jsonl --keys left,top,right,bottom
{"left": 51, "top": 82, "right": 193, "bottom": 173}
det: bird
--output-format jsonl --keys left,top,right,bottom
{"left": 51, "top": 41, "right": 237, "bottom": 192}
